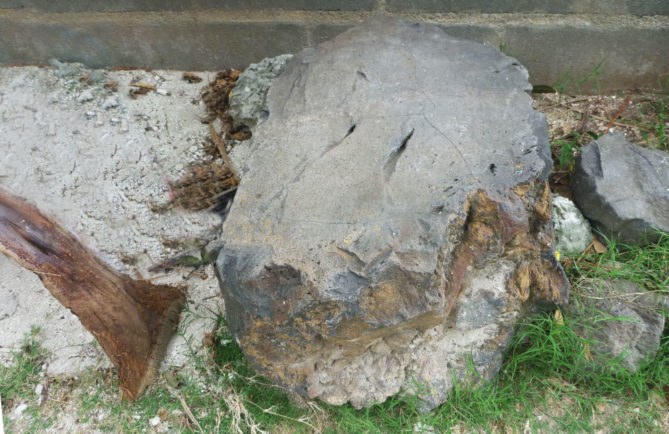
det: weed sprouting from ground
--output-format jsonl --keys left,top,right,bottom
{"left": 637, "top": 81, "right": 669, "bottom": 151}
{"left": 554, "top": 61, "right": 604, "bottom": 95}
{"left": 0, "top": 327, "right": 51, "bottom": 432}
{"left": 0, "top": 327, "right": 45, "bottom": 404}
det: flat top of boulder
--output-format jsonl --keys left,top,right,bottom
{"left": 225, "top": 17, "right": 551, "bottom": 268}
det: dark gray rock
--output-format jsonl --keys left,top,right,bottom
{"left": 228, "top": 54, "right": 293, "bottom": 128}
{"left": 573, "top": 133, "right": 669, "bottom": 245}
{"left": 567, "top": 279, "right": 666, "bottom": 372}
{"left": 217, "top": 17, "right": 568, "bottom": 409}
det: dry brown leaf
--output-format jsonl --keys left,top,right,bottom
{"left": 592, "top": 238, "right": 608, "bottom": 253}
{"left": 554, "top": 309, "right": 564, "bottom": 325}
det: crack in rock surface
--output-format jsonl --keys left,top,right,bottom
{"left": 217, "top": 17, "right": 568, "bottom": 409}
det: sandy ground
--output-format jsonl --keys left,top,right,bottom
{"left": 0, "top": 63, "right": 226, "bottom": 375}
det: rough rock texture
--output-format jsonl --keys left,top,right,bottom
{"left": 552, "top": 194, "right": 593, "bottom": 255}
{"left": 228, "top": 54, "right": 293, "bottom": 128}
{"left": 573, "top": 132, "right": 669, "bottom": 245}
{"left": 567, "top": 279, "right": 667, "bottom": 372}
{"left": 217, "top": 17, "right": 569, "bottom": 409}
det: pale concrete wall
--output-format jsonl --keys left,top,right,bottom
{"left": 1, "top": 1, "right": 667, "bottom": 92}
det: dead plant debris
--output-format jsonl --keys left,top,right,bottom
{"left": 534, "top": 92, "right": 667, "bottom": 149}
{"left": 158, "top": 69, "right": 255, "bottom": 213}
{"left": 201, "top": 69, "right": 241, "bottom": 123}
{"left": 168, "top": 163, "right": 238, "bottom": 211}
{"left": 129, "top": 82, "right": 157, "bottom": 99}
{"left": 183, "top": 72, "right": 203, "bottom": 83}
{"left": 533, "top": 91, "right": 668, "bottom": 198}
{"left": 103, "top": 80, "right": 119, "bottom": 92}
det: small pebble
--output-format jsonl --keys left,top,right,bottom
{"left": 149, "top": 415, "right": 161, "bottom": 427}
{"left": 35, "top": 383, "right": 43, "bottom": 396}
{"left": 102, "top": 96, "right": 119, "bottom": 110}
{"left": 13, "top": 403, "right": 28, "bottom": 418}
{"left": 120, "top": 118, "right": 129, "bottom": 133}
{"left": 77, "top": 90, "right": 94, "bottom": 103}
{"left": 156, "top": 88, "right": 170, "bottom": 96}
{"left": 85, "top": 111, "right": 96, "bottom": 120}
{"left": 110, "top": 117, "right": 121, "bottom": 125}
{"left": 47, "top": 122, "right": 56, "bottom": 136}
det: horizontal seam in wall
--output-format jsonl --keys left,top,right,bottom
{"left": 0, "top": 10, "right": 667, "bottom": 29}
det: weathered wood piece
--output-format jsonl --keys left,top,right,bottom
{"left": 0, "top": 187, "right": 186, "bottom": 400}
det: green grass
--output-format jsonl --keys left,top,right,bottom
{"left": 0, "top": 327, "right": 53, "bottom": 433}
{"left": 637, "top": 93, "right": 669, "bottom": 151}
{"left": 2, "top": 235, "right": 667, "bottom": 432}
{"left": 206, "top": 228, "right": 669, "bottom": 432}
{"left": 1, "top": 246, "right": 667, "bottom": 432}
{"left": 554, "top": 61, "right": 605, "bottom": 95}
{"left": 565, "top": 231, "right": 669, "bottom": 292}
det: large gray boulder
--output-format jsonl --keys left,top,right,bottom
{"left": 572, "top": 133, "right": 669, "bottom": 245}
{"left": 216, "top": 17, "right": 569, "bottom": 409}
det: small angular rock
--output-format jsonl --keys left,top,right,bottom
{"left": 573, "top": 133, "right": 669, "bottom": 245}
{"left": 102, "top": 96, "right": 119, "bottom": 110}
{"left": 77, "top": 90, "right": 94, "bottom": 103}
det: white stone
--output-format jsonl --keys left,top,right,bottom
{"left": 102, "top": 96, "right": 119, "bottom": 110}
{"left": 413, "top": 422, "right": 436, "bottom": 433}
{"left": 77, "top": 90, "right": 94, "bottom": 103}
{"left": 552, "top": 194, "right": 593, "bottom": 255}
{"left": 149, "top": 415, "right": 161, "bottom": 426}
{"left": 13, "top": 403, "right": 28, "bottom": 418}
